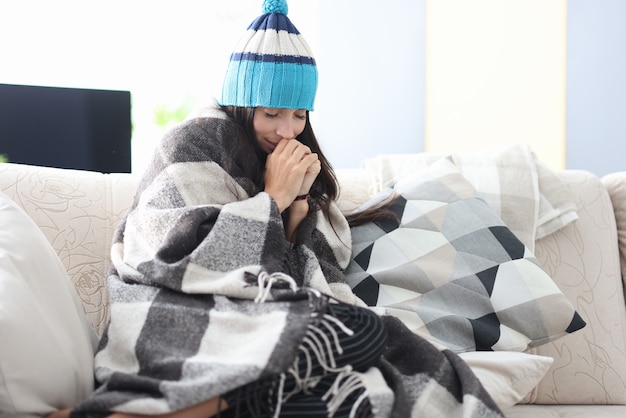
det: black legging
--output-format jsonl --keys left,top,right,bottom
{"left": 221, "top": 303, "right": 388, "bottom": 417}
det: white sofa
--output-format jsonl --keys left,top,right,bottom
{"left": 2, "top": 153, "right": 626, "bottom": 417}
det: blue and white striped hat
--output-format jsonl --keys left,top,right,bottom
{"left": 220, "top": 0, "right": 318, "bottom": 111}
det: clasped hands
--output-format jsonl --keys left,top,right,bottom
{"left": 264, "top": 139, "right": 321, "bottom": 213}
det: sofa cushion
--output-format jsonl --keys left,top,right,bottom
{"left": 522, "top": 170, "right": 626, "bottom": 405}
{"left": 0, "top": 191, "right": 96, "bottom": 415}
{"left": 346, "top": 158, "right": 585, "bottom": 353}
{"left": 602, "top": 172, "right": 626, "bottom": 290}
{"left": 335, "top": 168, "right": 373, "bottom": 214}
{"left": 505, "top": 405, "right": 626, "bottom": 417}
{"left": 459, "top": 351, "right": 553, "bottom": 410}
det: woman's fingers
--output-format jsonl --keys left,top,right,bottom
{"left": 264, "top": 140, "right": 318, "bottom": 211}
{"left": 273, "top": 139, "right": 311, "bottom": 160}
{"left": 298, "top": 154, "right": 321, "bottom": 195}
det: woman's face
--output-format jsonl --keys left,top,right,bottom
{"left": 253, "top": 107, "right": 307, "bottom": 153}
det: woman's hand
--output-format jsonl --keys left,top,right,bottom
{"left": 264, "top": 139, "right": 320, "bottom": 212}
{"left": 298, "top": 153, "right": 321, "bottom": 196}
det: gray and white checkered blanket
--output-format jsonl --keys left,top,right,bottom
{"left": 70, "top": 107, "right": 503, "bottom": 418}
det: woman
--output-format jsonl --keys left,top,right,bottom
{"left": 52, "top": 1, "right": 391, "bottom": 417}
{"left": 51, "top": 1, "right": 503, "bottom": 417}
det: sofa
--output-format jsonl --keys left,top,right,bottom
{"left": 1, "top": 144, "right": 626, "bottom": 417}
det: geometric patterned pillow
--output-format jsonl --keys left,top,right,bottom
{"left": 346, "top": 158, "right": 586, "bottom": 353}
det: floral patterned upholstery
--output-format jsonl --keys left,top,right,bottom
{"left": 0, "top": 163, "right": 138, "bottom": 335}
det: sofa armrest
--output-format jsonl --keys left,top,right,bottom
{"left": 602, "top": 172, "right": 626, "bottom": 290}
{"left": 0, "top": 162, "right": 138, "bottom": 335}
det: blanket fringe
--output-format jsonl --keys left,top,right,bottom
{"left": 291, "top": 310, "right": 355, "bottom": 386}
{"left": 270, "top": 303, "right": 366, "bottom": 418}
{"left": 254, "top": 271, "right": 298, "bottom": 303}
{"left": 322, "top": 367, "right": 368, "bottom": 418}
{"left": 224, "top": 293, "right": 372, "bottom": 418}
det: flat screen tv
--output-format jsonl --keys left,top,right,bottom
{"left": 0, "top": 83, "right": 132, "bottom": 173}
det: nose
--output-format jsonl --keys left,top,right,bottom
{"left": 276, "top": 119, "right": 296, "bottom": 139}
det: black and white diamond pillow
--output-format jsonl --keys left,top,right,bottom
{"left": 346, "top": 158, "right": 585, "bottom": 353}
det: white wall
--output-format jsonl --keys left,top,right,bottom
{"left": 313, "top": 0, "right": 425, "bottom": 169}
{"left": 425, "top": 0, "right": 567, "bottom": 170}
{"left": 0, "top": 0, "right": 261, "bottom": 173}
{"left": 567, "top": 0, "right": 626, "bottom": 176}
{"left": 0, "top": 0, "right": 424, "bottom": 171}
{"left": 3, "top": 1, "right": 623, "bottom": 175}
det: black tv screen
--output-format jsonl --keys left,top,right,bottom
{"left": 0, "top": 83, "right": 132, "bottom": 173}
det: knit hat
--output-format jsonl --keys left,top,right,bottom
{"left": 220, "top": 0, "right": 318, "bottom": 111}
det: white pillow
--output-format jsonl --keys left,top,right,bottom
{"left": 459, "top": 351, "right": 553, "bottom": 410}
{"left": 0, "top": 192, "right": 97, "bottom": 416}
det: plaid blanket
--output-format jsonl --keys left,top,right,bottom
{"left": 70, "top": 107, "right": 503, "bottom": 418}
{"left": 363, "top": 144, "right": 578, "bottom": 251}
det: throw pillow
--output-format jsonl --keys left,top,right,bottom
{"left": 0, "top": 192, "right": 97, "bottom": 416}
{"left": 361, "top": 144, "right": 579, "bottom": 250}
{"left": 458, "top": 351, "right": 553, "bottom": 410}
{"left": 346, "top": 158, "right": 585, "bottom": 353}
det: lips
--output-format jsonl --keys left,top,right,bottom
{"left": 265, "top": 139, "right": 279, "bottom": 152}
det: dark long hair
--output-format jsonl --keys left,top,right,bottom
{"left": 220, "top": 105, "right": 396, "bottom": 228}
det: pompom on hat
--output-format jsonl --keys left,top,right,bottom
{"left": 220, "top": 0, "right": 318, "bottom": 111}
